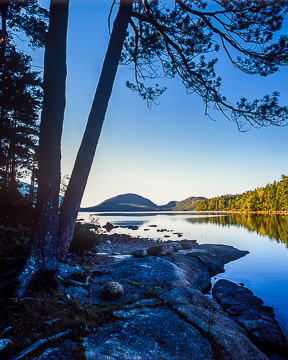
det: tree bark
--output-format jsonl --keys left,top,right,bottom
{"left": 16, "top": 0, "right": 69, "bottom": 297}
{"left": 57, "top": 0, "right": 133, "bottom": 259}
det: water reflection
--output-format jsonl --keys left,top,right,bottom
{"left": 186, "top": 214, "right": 288, "bottom": 247}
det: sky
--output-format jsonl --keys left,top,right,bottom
{"left": 34, "top": 1, "right": 288, "bottom": 207}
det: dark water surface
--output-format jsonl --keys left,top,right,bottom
{"left": 79, "top": 211, "right": 288, "bottom": 337}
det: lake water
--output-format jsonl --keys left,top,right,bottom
{"left": 78, "top": 211, "right": 288, "bottom": 337}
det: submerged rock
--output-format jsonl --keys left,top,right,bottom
{"left": 103, "top": 222, "right": 117, "bottom": 232}
{"left": 212, "top": 279, "right": 287, "bottom": 354}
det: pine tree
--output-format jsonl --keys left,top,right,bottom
{"left": 0, "top": 44, "right": 42, "bottom": 191}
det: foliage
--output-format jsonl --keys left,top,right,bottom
{"left": 196, "top": 175, "right": 288, "bottom": 212}
{"left": 0, "top": 210, "right": 33, "bottom": 257}
{"left": 69, "top": 222, "right": 100, "bottom": 255}
{"left": 119, "top": 0, "right": 288, "bottom": 130}
{"left": 0, "top": 0, "right": 48, "bottom": 195}
{"left": 0, "top": 44, "right": 42, "bottom": 189}
{"left": 1, "top": 0, "right": 48, "bottom": 48}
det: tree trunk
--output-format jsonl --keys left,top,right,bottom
{"left": 57, "top": 0, "right": 132, "bottom": 259}
{"left": 0, "top": 2, "right": 8, "bottom": 185}
{"left": 16, "top": 0, "right": 69, "bottom": 297}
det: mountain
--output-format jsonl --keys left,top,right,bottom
{"left": 172, "top": 196, "right": 206, "bottom": 211}
{"left": 81, "top": 193, "right": 177, "bottom": 212}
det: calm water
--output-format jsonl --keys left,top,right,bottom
{"left": 78, "top": 211, "right": 288, "bottom": 337}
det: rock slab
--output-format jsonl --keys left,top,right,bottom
{"left": 212, "top": 279, "right": 287, "bottom": 354}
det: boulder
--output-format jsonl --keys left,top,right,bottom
{"left": 212, "top": 280, "right": 287, "bottom": 352}
{"left": 132, "top": 249, "right": 148, "bottom": 258}
{"left": 100, "top": 282, "right": 124, "bottom": 300}
{"left": 147, "top": 243, "right": 174, "bottom": 256}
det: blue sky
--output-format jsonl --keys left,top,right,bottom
{"left": 37, "top": 1, "right": 288, "bottom": 207}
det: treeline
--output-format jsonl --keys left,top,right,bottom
{"left": 0, "top": 1, "right": 48, "bottom": 204}
{"left": 196, "top": 175, "right": 288, "bottom": 212}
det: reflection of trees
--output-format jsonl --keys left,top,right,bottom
{"left": 187, "top": 214, "right": 288, "bottom": 247}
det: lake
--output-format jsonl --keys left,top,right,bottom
{"left": 78, "top": 211, "right": 288, "bottom": 337}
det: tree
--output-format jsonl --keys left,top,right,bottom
{"left": 0, "top": 0, "right": 48, "bottom": 196}
{"left": 0, "top": 44, "right": 42, "bottom": 191}
{"left": 17, "top": 0, "right": 288, "bottom": 295}
{"left": 16, "top": 0, "right": 69, "bottom": 296}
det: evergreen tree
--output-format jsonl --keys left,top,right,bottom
{"left": 0, "top": 44, "right": 42, "bottom": 191}
{"left": 0, "top": 0, "right": 47, "bottom": 198}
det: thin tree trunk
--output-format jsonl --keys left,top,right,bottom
{"left": 29, "top": 153, "right": 36, "bottom": 205}
{"left": 57, "top": 0, "right": 133, "bottom": 259}
{"left": 16, "top": 0, "right": 69, "bottom": 297}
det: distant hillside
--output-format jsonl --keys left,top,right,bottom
{"left": 82, "top": 193, "right": 177, "bottom": 212}
{"left": 173, "top": 196, "right": 206, "bottom": 211}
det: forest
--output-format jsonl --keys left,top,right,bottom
{"left": 196, "top": 175, "right": 288, "bottom": 212}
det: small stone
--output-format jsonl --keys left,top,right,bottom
{"left": 100, "top": 282, "right": 124, "bottom": 300}
{"left": 132, "top": 249, "right": 148, "bottom": 258}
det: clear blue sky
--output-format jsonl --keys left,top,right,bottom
{"left": 37, "top": 1, "right": 288, "bottom": 207}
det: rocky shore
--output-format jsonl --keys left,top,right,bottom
{"left": 1, "top": 233, "right": 287, "bottom": 360}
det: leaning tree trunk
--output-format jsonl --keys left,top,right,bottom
{"left": 57, "top": 0, "right": 133, "bottom": 259}
{"left": 16, "top": 0, "right": 69, "bottom": 297}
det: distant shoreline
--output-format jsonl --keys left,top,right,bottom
{"left": 79, "top": 209, "right": 288, "bottom": 215}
